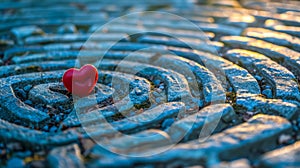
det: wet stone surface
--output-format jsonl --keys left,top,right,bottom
{"left": 243, "top": 27, "right": 300, "bottom": 52}
{"left": 0, "top": 0, "right": 300, "bottom": 167}
{"left": 221, "top": 36, "right": 300, "bottom": 79}
{"left": 225, "top": 49, "right": 300, "bottom": 102}
{"left": 258, "top": 141, "right": 300, "bottom": 168}
{"left": 87, "top": 114, "right": 292, "bottom": 167}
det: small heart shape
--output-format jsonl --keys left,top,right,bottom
{"left": 62, "top": 64, "right": 98, "bottom": 97}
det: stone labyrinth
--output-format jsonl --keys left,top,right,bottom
{"left": 1, "top": 0, "right": 300, "bottom": 167}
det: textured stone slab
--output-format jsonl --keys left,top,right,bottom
{"left": 182, "top": 5, "right": 300, "bottom": 26}
{"left": 243, "top": 27, "right": 300, "bottom": 52}
{"left": 226, "top": 49, "right": 300, "bottom": 101}
{"left": 0, "top": 18, "right": 107, "bottom": 32}
{"left": 10, "top": 51, "right": 77, "bottom": 64}
{"left": 47, "top": 144, "right": 84, "bottom": 168}
{"left": 103, "top": 52, "right": 226, "bottom": 105}
{"left": 185, "top": 22, "right": 243, "bottom": 36}
{"left": 213, "top": 159, "right": 251, "bottom": 168}
{"left": 208, "top": 0, "right": 241, "bottom": 8}
{"left": 0, "top": 60, "right": 75, "bottom": 78}
{"left": 88, "top": 114, "right": 292, "bottom": 167}
{"left": 3, "top": 41, "right": 194, "bottom": 57}
{"left": 125, "top": 13, "right": 214, "bottom": 23}
{"left": 258, "top": 141, "right": 300, "bottom": 168}
{"left": 4, "top": 47, "right": 46, "bottom": 62}
{"left": 62, "top": 71, "right": 152, "bottom": 127}
{"left": 194, "top": 50, "right": 260, "bottom": 95}
{"left": 78, "top": 102, "right": 185, "bottom": 138}
{"left": 1, "top": 1, "right": 300, "bottom": 167}
{"left": 111, "top": 20, "right": 242, "bottom": 36}
{"left": 0, "top": 71, "right": 65, "bottom": 126}
{"left": 4, "top": 41, "right": 215, "bottom": 64}
{"left": 0, "top": 118, "right": 79, "bottom": 147}
{"left": 172, "top": 8, "right": 232, "bottom": 21}
{"left": 265, "top": 19, "right": 300, "bottom": 38}
{"left": 221, "top": 36, "right": 300, "bottom": 79}
{"left": 10, "top": 50, "right": 104, "bottom": 64}
{"left": 0, "top": 0, "right": 180, "bottom": 10}
{"left": 98, "top": 24, "right": 215, "bottom": 40}
{"left": 219, "top": 14, "right": 256, "bottom": 28}
{"left": 0, "top": 39, "right": 14, "bottom": 54}
{"left": 0, "top": 11, "right": 105, "bottom": 22}
{"left": 57, "top": 23, "right": 78, "bottom": 34}
{"left": 137, "top": 35, "right": 223, "bottom": 53}
{"left": 89, "top": 104, "right": 235, "bottom": 157}
{"left": 247, "top": 10, "right": 300, "bottom": 27}
{"left": 236, "top": 94, "right": 298, "bottom": 120}
{"left": 24, "top": 33, "right": 128, "bottom": 45}
{"left": 257, "top": 2, "right": 300, "bottom": 13}
{"left": 167, "top": 104, "right": 235, "bottom": 142}
{"left": 100, "top": 60, "right": 192, "bottom": 102}
{"left": 28, "top": 83, "right": 70, "bottom": 106}
{"left": 10, "top": 26, "right": 44, "bottom": 44}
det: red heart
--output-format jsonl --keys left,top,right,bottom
{"left": 62, "top": 64, "right": 98, "bottom": 97}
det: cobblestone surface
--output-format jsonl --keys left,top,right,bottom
{"left": 0, "top": 0, "right": 300, "bottom": 167}
{"left": 258, "top": 141, "right": 300, "bottom": 168}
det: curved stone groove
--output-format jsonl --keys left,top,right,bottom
{"left": 1, "top": 12, "right": 106, "bottom": 22}
{"left": 247, "top": 1, "right": 300, "bottom": 13}
{"left": 113, "top": 12, "right": 242, "bottom": 35}
{"left": 221, "top": 36, "right": 300, "bottom": 79}
{"left": 0, "top": 71, "right": 65, "bottom": 126}
{"left": 69, "top": 102, "right": 185, "bottom": 140}
{"left": 137, "top": 35, "right": 223, "bottom": 53}
{"left": 122, "top": 13, "right": 215, "bottom": 24}
{"left": 225, "top": 49, "right": 300, "bottom": 102}
{"left": 246, "top": 9, "right": 300, "bottom": 26}
{"left": 9, "top": 49, "right": 202, "bottom": 66}
{"left": 0, "top": 0, "right": 179, "bottom": 11}
{"left": 183, "top": 51, "right": 299, "bottom": 120}
{"left": 98, "top": 51, "right": 225, "bottom": 105}
{"left": 218, "top": 14, "right": 256, "bottom": 28}
{"left": 88, "top": 114, "right": 292, "bottom": 167}
{"left": 265, "top": 22, "right": 300, "bottom": 38}
{"left": 28, "top": 83, "right": 70, "bottom": 106}
{"left": 10, "top": 50, "right": 117, "bottom": 64}
{"left": 0, "top": 60, "right": 75, "bottom": 78}
{"left": 47, "top": 144, "right": 84, "bottom": 168}
{"left": 258, "top": 141, "right": 300, "bottom": 168}
{"left": 236, "top": 94, "right": 298, "bottom": 120}
{"left": 24, "top": 33, "right": 129, "bottom": 45}
{"left": 62, "top": 71, "right": 152, "bottom": 128}
{"left": 5, "top": 40, "right": 218, "bottom": 64}
{"left": 99, "top": 59, "right": 192, "bottom": 102}
{"left": 128, "top": 54, "right": 225, "bottom": 105}
{"left": 167, "top": 104, "right": 235, "bottom": 142}
{"left": 0, "top": 98, "right": 184, "bottom": 147}
{"left": 243, "top": 27, "right": 300, "bottom": 52}
{"left": 0, "top": 18, "right": 108, "bottom": 32}
{"left": 199, "top": 5, "right": 300, "bottom": 27}
{"left": 88, "top": 104, "right": 235, "bottom": 157}
{"left": 4, "top": 41, "right": 209, "bottom": 60}
{"left": 98, "top": 71, "right": 152, "bottom": 104}
{"left": 194, "top": 50, "right": 261, "bottom": 95}
{"left": 110, "top": 21, "right": 243, "bottom": 36}
{"left": 4, "top": 51, "right": 223, "bottom": 110}
{"left": 94, "top": 24, "right": 215, "bottom": 40}
{"left": 1, "top": 1, "right": 300, "bottom": 167}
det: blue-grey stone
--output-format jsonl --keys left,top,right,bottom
{"left": 262, "top": 89, "right": 273, "bottom": 98}
{"left": 6, "top": 157, "right": 24, "bottom": 168}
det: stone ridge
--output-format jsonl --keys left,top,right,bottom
{"left": 0, "top": 0, "right": 300, "bottom": 167}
